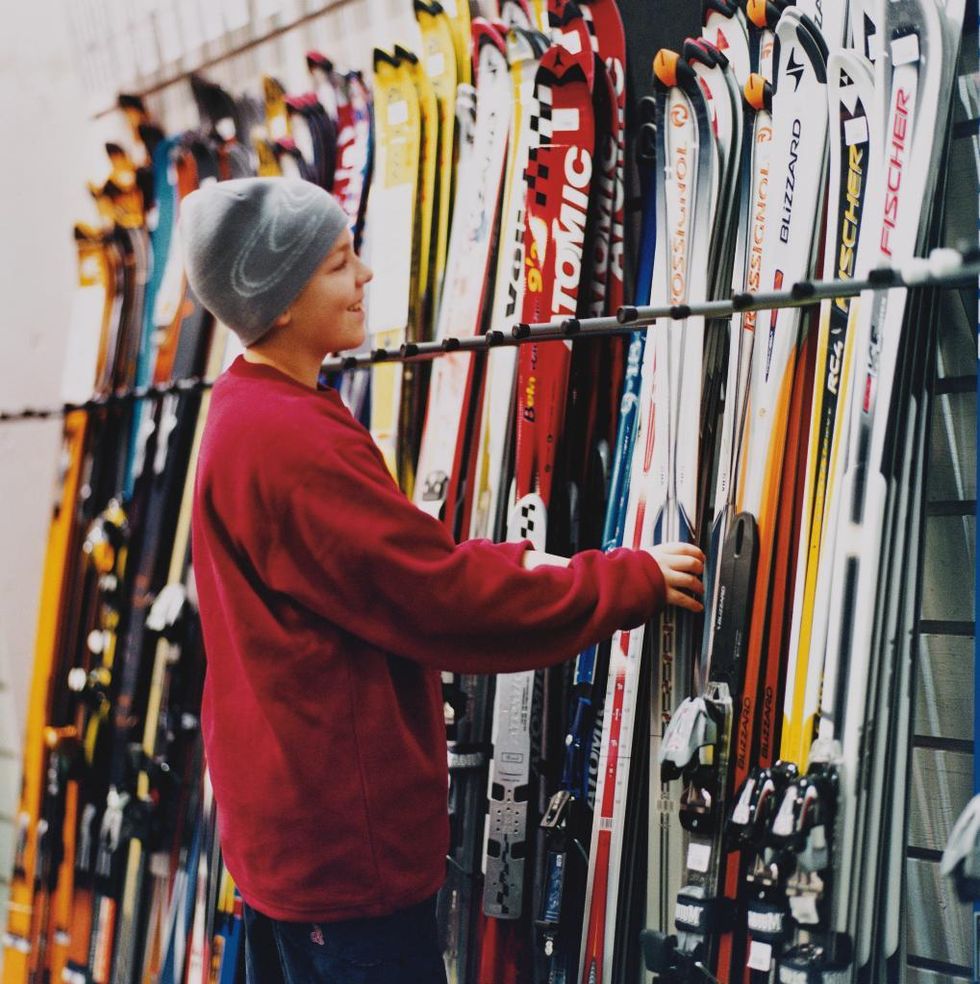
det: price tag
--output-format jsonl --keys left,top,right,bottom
{"left": 686, "top": 841, "right": 711, "bottom": 874}
{"left": 789, "top": 893, "right": 820, "bottom": 926}
{"left": 387, "top": 100, "right": 408, "bottom": 126}
{"left": 426, "top": 52, "right": 445, "bottom": 78}
{"left": 844, "top": 116, "right": 869, "bottom": 148}
{"left": 558, "top": 29, "right": 582, "bottom": 55}
{"left": 747, "top": 940, "right": 773, "bottom": 973}
{"left": 551, "top": 107, "right": 580, "bottom": 132}
{"left": 891, "top": 32, "right": 919, "bottom": 66}
{"left": 268, "top": 114, "right": 289, "bottom": 141}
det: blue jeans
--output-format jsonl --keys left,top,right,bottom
{"left": 243, "top": 895, "right": 448, "bottom": 984}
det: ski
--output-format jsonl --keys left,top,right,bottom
{"left": 775, "top": 3, "right": 965, "bottom": 980}
{"left": 368, "top": 49, "right": 421, "bottom": 486}
{"left": 480, "top": 19, "right": 597, "bottom": 979}
{"left": 413, "top": 21, "right": 511, "bottom": 527}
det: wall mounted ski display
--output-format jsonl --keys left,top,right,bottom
{"left": 4, "top": 3, "right": 974, "bottom": 982}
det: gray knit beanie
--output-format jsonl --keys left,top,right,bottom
{"left": 179, "top": 177, "right": 348, "bottom": 346}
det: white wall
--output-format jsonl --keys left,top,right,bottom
{"left": 0, "top": 0, "right": 101, "bottom": 951}
{"left": 0, "top": 1, "right": 100, "bottom": 745}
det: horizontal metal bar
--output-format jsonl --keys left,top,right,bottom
{"left": 905, "top": 954, "right": 973, "bottom": 980}
{"left": 2, "top": 253, "right": 977, "bottom": 424}
{"left": 918, "top": 620, "right": 975, "bottom": 636}
{"left": 911, "top": 734, "right": 974, "bottom": 754}
{"left": 906, "top": 846, "right": 946, "bottom": 863}
{"left": 934, "top": 374, "right": 978, "bottom": 395}
{"left": 324, "top": 253, "right": 980, "bottom": 372}
{"left": 619, "top": 256, "right": 980, "bottom": 326}
{"left": 926, "top": 500, "right": 978, "bottom": 517}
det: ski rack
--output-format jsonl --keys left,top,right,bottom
{"left": 89, "top": 0, "right": 359, "bottom": 119}
{"left": 328, "top": 246, "right": 978, "bottom": 369}
{"left": 2, "top": 248, "right": 977, "bottom": 425}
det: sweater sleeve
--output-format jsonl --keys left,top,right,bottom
{"left": 254, "top": 418, "right": 666, "bottom": 674}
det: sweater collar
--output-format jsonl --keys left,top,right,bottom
{"left": 228, "top": 355, "right": 345, "bottom": 402}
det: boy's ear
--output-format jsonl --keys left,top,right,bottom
{"left": 272, "top": 308, "right": 292, "bottom": 329}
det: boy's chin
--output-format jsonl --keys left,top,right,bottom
{"left": 334, "top": 328, "right": 366, "bottom": 354}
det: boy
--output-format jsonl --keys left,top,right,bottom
{"left": 181, "top": 178, "right": 704, "bottom": 983}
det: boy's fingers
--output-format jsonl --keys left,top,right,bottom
{"left": 667, "top": 589, "right": 705, "bottom": 613}
{"left": 665, "top": 571, "right": 704, "bottom": 595}
{"left": 665, "top": 542, "right": 705, "bottom": 560}
{"left": 668, "top": 555, "right": 704, "bottom": 574}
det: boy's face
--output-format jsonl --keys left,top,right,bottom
{"left": 282, "top": 229, "right": 373, "bottom": 354}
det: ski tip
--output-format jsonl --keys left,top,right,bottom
{"left": 373, "top": 47, "right": 400, "bottom": 69}
{"left": 117, "top": 93, "right": 146, "bottom": 114}
{"left": 101, "top": 178, "right": 125, "bottom": 202}
{"left": 273, "top": 137, "right": 300, "bottom": 164}
{"left": 653, "top": 48, "right": 680, "bottom": 87}
{"left": 790, "top": 17, "right": 829, "bottom": 84}
{"left": 190, "top": 72, "right": 211, "bottom": 100}
{"left": 550, "top": 0, "right": 584, "bottom": 30}
{"left": 74, "top": 222, "right": 101, "bottom": 243}
{"left": 683, "top": 37, "right": 718, "bottom": 68}
{"left": 306, "top": 50, "right": 333, "bottom": 72}
{"left": 745, "top": 0, "right": 774, "bottom": 30}
{"left": 472, "top": 18, "right": 508, "bottom": 55}
{"left": 703, "top": 0, "right": 739, "bottom": 18}
{"left": 393, "top": 43, "right": 419, "bottom": 64}
{"left": 413, "top": 0, "right": 445, "bottom": 15}
{"left": 538, "top": 45, "right": 590, "bottom": 85}
{"left": 692, "top": 36, "right": 729, "bottom": 70}
{"left": 263, "top": 75, "right": 287, "bottom": 100}
{"left": 743, "top": 72, "right": 771, "bottom": 111}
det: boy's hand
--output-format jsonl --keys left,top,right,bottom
{"left": 645, "top": 542, "right": 706, "bottom": 613}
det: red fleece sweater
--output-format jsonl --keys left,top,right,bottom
{"left": 191, "top": 356, "right": 666, "bottom": 923}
